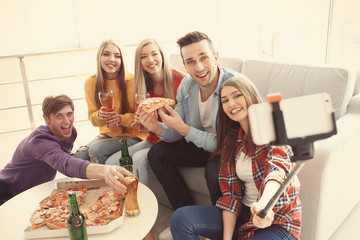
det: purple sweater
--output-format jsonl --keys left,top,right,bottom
{"left": 0, "top": 125, "right": 90, "bottom": 196}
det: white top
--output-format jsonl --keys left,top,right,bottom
{"left": 236, "top": 152, "right": 259, "bottom": 207}
{"left": 198, "top": 91, "right": 216, "bottom": 134}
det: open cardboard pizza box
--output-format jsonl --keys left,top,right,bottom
{"left": 24, "top": 179, "right": 124, "bottom": 239}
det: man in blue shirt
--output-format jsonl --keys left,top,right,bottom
{"left": 140, "top": 31, "right": 240, "bottom": 210}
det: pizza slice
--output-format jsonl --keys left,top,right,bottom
{"left": 101, "top": 201, "right": 123, "bottom": 220}
{"left": 45, "top": 215, "right": 68, "bottom": 229}
{"left": 65, "top": 186, "right": 87, "bottom": 198}
{"left": 84, "top": 209, "right": 110, "bottom": 227}
{"left": 62, "top": 186, "right": 87, "bottom": 206}
{"left": 45, "top": 206, "right": 69, "bottom": 229}
{"left": 39, "top": 186, "right": 87, "bottom": 208}
{"left": 39, "top": 190, "right": 66, "bottom": 208}
{"left": 30, "top": 208, "right": 50, "bottom": 229}
{"left": 97, "top": 190, "right": 125, "bottom": 205}
{"left": 139, "top": 97, "right": 175, "bottom": 113}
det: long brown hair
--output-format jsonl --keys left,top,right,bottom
{"left": 212, "top": 76, "right": 263, "bottom": 164}
{"left": 94, "top": 39, "right": 129, "bottom": 114}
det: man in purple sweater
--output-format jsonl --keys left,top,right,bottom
{"left": 0, "top": 94, "right": 130, "bottom": 205}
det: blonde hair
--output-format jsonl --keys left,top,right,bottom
{"left": 134, "top": 38, "right": 175, "bottom": 100}
{"left": 94, "top": 39, "right": 129, "bottom": 113}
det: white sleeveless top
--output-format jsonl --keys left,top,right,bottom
{"left": 198, "top": 91, "right": 216, "bottom": 134}
{"left": 236, "top": 152, "right": 259, "bottom": 207}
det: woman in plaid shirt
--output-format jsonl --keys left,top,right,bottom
{"left": 170, "top": 76, "right": 301, "bottom": 240}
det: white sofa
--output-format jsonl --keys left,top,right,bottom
{"left": 148, "top": 54, "right": 360, "bottom": 240}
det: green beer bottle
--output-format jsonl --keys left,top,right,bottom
{"left": 119, "top": 139, "right": 133, "bottom": 172}
{"left": 67, "top": 191, "right": 88, "bottom": 240}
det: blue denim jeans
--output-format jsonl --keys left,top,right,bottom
{"left": 105, "top": 140, "right": 153, "bottom": 186}
{"left": 74, "top": 134, "right": 141, "bottom": 164}
{"left": 170, "top": 205, "right": 297, "bottom": 240}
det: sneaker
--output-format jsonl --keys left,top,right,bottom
{"left": 158, "top": 227, "right": 173, "bottom": 240}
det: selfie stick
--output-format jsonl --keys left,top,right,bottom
{"left": 258, "top": 93, "right": 337, "bottom": 218}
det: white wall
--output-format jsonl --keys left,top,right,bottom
{"left": 0, "top": 0, "right": 359, "bottom": 135}
{"left": 1, "top": 0, "right": 359, "bottom": 67}
{"left": 329, "top": 0, "right": 360, "bottom": 70}
{"left": 0, "top": 0, "right": 79, "bottom": 55}
{"left": 0, "top": 0, "right": 218, "bottom": 56}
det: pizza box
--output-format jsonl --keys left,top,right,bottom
{"left": 24, "top": 179, "right": 125, "bottom": 239}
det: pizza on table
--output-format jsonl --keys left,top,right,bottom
{"left": 30, "top": 186, "right": 124, "bottom": 230}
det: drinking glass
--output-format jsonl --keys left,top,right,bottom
{"left": 135, "top": 93, "right": 150, "bottom": 133}
{"left": 123, "top": 165, "right": 141, "bottom": 217}
{"left": 98, "top": 90, "right": 114, "bottom": 112}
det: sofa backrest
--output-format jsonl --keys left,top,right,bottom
{"left": 169, "top": 54, "right": 243, "bottom": 74}
{"left": 241, "top": 59, "right": 356, "bottom": 120}
{"left": 355, "top": 71, "right": 360, "bottom": 96}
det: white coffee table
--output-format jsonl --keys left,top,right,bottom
{"left": 0, "top": 177, "right": 158, "bottom": 240}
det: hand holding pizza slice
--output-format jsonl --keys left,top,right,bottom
{"left": 133, "top": 97, "right": 177, "bottom": 135}
{"left": 138, "top": 97, "right": 175, "bottom": 113}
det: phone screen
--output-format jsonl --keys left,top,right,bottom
{"left": 248, "top": 93, "right": 334, "bottom": 145}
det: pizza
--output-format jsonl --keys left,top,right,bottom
{"left": 30, "top": 186, "right": 125, "bottom": 230}
{"left": 45, "top": 206, "right": 69, "bottom": 229}
{"left": 95, "top": 190, "right": 124, "bottom": 206}
{"left": 82, "top": 190, "right": 124, "bottom": 225}
{"left": 81, "top": 209, "right": 110, "bottom": 226}
{"left": 39, "top": 186, "right": 87, "bottom": 208}
{"left": 139, "top": 97, "right": 175, "bottom": 113}
{"left": 29, "top": 208, "right": 50, "bottom": 229}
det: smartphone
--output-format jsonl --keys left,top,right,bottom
{"left": 248, "top": 93, "right": 334, "bottom": 145}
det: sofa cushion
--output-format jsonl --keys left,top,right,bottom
{"left": 177, "top": 166, "right": 210, "bottom": 196}
{"left": 217, "top": 57, "right": 243, "bottom": 73}
{"left": 169, "top": 54, "right": 243, "bottom": 74}
{"left": 241, "top": 59, "right": 355, "bottom": 119}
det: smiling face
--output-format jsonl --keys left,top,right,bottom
{"left": 140, "top": 43, "right": 163, "bottom": 76}
{"left": 181, "top": 40, "right": 219, "bottom": 89}
{"left": 43, "top": 105, "right": 74, "bottom": 141}
{"left": 100, "top": 43, "right": 122, "bottom": 79}
{"left": 221, "top": 85, "right": 249, "bottom": 125}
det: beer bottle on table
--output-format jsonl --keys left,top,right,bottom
{"left": 67, "top": 191, "right": 88, "bottom": 240}
{"left": 119, "top": 139, "right": 133, "bottom": 173}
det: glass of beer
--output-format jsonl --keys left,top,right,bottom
{"left": 99, "top": 90, "right": 114, "bottom": 112}
{"left": 135, "top": 93, "right": 150, "bottom": 133}
{"left": 124, "top": 165, "right": 140, "bottom": 217}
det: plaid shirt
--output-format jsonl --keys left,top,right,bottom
{"left": 216, "top": 129, "right": 302, "bottom": 239}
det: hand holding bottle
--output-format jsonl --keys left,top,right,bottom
{"left": 103, "top": 165, "right": 132, "bottom": 193}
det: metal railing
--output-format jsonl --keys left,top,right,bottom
{"left": 0, "top": 47, "right": 98, "bottom": 134}
{"left": 0, "top": 41, "right": 177, "bottom": 135}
